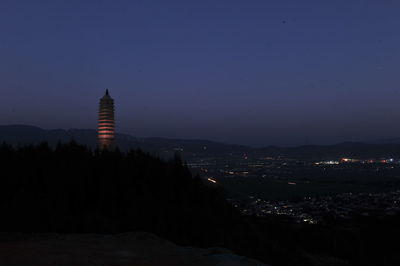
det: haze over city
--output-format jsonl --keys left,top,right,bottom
{"left": 1, "top": 0, "right": 400, "bottom": 146}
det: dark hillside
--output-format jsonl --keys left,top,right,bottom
{"left": 2, "top": 142, "right": 400, "bottom": 265}
{"left": 0, "top": 142, "right": 285, "bottom": 264}
{"left": 0, "top": 142, "right": 235, "bottom": 239}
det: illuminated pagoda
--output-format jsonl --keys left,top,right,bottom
{"left": 98, "top": 89, "right": 115, "bottom": 149}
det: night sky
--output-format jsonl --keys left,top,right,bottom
{"left": 1, "top": 0, "right": 400, "bottom": 146}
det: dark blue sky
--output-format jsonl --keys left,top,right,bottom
{"left": 1, "top": 0, "right": 400, "bottom": 146}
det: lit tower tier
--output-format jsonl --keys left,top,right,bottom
{"left": 98, "top": 89, "right": 115, "bottom": 149}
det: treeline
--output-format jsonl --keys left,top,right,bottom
{"left": 0, "top": 142, "right": 296, "bottom": 265}
{"left": 0, "top": 142, "right": 237, "bottom": 239}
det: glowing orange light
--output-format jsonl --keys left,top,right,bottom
{"left": 207, "top": 178, "right": 217, "bottom": 184}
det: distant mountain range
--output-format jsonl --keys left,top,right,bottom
{"left": 2, "top": 125, "right": 400, "bottom": 159}
{"left": 0, "top": 125, "right": 247, "bottom": 158}
{"left": 368, "top": 138, "right": 400, "bottom": 145}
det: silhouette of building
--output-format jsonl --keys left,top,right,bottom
{"left": 98, "top": 89, "right": 115, "bottom": 149}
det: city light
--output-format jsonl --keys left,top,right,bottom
{"left": 207, "top": 178, "right": 217, "bottom": 184}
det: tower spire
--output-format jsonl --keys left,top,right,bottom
{"left": 98, "top": 89, "right": 115, "bottom": 149}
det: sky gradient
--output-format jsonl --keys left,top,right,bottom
{"left": 1, "top": 0, "right": 400, "bottom": 146}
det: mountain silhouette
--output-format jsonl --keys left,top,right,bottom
{"left": 0, "top": 125, "right": 247, "bottom": 158}
{"left": 3, "top": 124, "right": 400, "bottom": 159}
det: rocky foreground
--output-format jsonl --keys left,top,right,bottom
{"left": 0, "top": 232, "right": 266, "bottom": 266}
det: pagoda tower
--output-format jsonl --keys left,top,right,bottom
{"left": 98, "top": 89, "right": 115, "bottom": 149}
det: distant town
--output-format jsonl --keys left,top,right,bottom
{"left": 186, "top": 152, "right": 400, "bottom": 224}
